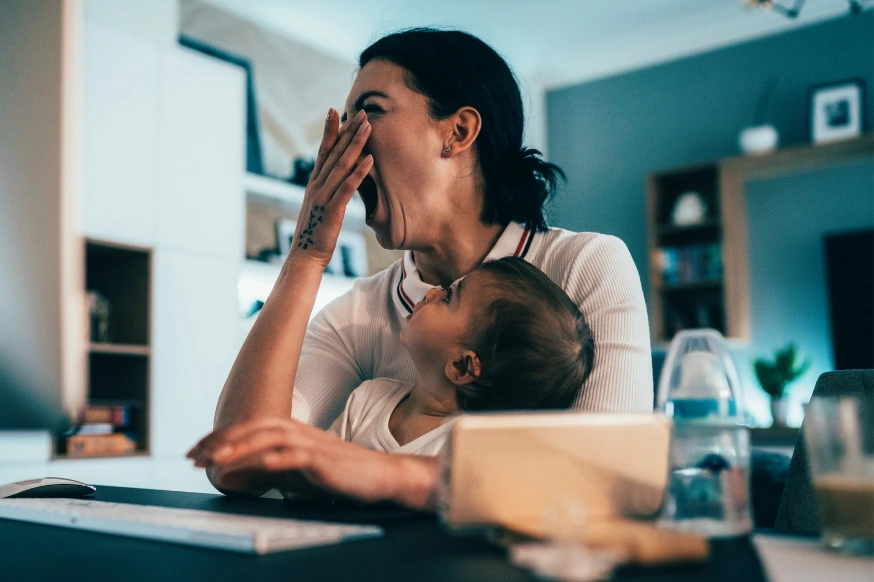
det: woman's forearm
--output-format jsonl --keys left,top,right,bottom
{"left": 214, "top": 254, "right": 324, "bottom": 429}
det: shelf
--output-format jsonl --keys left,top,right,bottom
{"left": 723, "top": 133, "right": 873, "bottom": 180}
{"left": 750, "top": 426, "right": 800, "bottom": 448}
{"left": 245, "top": 172, "right": 366, "bottom": 224}
{"left": 238, "top": 259, "right": 356, "bottom": 327}
{"left": 89, "top": 343, "right": 150, "bottom": 356}
{"left": 660, "top": 280, "right": 723, "bottom": 292}
{"left": 52, "top": 451, "right": 150, "bottom": 461}
{"left": 657, "top": 219, "right": 721, "bottom": 236}
{"left": 87, "top": 398, "right": 146, "bottom": 408}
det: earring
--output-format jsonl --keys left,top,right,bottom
{"left": 444, "top": 146, "right": 451, "bottom": 152}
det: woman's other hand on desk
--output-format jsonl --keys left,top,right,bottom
{"left": 186, "top": 417, "right": 441, "bottom": 510}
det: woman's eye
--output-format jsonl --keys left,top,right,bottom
{"left": 441, "top": 287, "right": 453, "bottom": 303}
{"left": 363, "top": 104, "right": 383, "bottom": 114}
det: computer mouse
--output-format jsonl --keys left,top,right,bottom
{"left": 0, "top": 477, "right": 96, "bottom": 499}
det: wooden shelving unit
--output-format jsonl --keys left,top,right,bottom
{"left": 647, "top": 134, "right": 873, "bottom": 345}
{"left": 55, "top": 240, "right": 152, "bottom": 459}
{"left": 647, "top": 163, "right": 729, "bottom": 342}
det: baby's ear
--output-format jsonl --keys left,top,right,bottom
{"left": 445, "top": 350, "right": 481, "bottom": 385}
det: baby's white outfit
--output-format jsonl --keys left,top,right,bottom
{"left": 327, "top": 378, "right": 454, "bottom": 455}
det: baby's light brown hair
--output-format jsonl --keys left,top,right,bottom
{"left": 455, "top": 257, "right": 595, "bottom": 412}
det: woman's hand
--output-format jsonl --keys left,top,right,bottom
{"left": 289, "top": 108, "right": 373, "bottom": 268}
{"left": 186, "top": 417, "right": 442, "bottom": 509}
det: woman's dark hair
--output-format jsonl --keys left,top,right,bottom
{"left": 360, "top": 28, "right": 565, "bottom": 232}
{"left": 455, "top": 257, "right": 595, "bottom": 412}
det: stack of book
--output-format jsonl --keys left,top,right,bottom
{"left": 653, "top": 243, "right": 722, "bottom": 285}
{"left": 65, "top": 404, "right": 136, "bottom": 457}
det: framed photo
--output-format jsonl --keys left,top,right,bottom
{"left": 179, "top": 36, "right": 264, "bottom": 175}
{"left": 810, "top": 79, "right": 864, "bottom": 144}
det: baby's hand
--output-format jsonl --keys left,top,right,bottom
{"left": 289, "top": 108, "right": 373, "bottom": 267}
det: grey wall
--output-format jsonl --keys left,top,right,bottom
{"left": 546, "top": 12, "right": 873, "bottom": 423}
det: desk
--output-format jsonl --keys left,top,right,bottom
{"left": 0, "top": 486, "right": 765, "bottom": 582}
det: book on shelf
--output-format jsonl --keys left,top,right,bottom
{"left": 75, "top": 423, "right": 115, "bottom": 435}
{"left": 82, "top": 404, "right": 130, "bottom": 427}
{"left": 66, "top": 433, "right": 137, "bottom": 458}
{"left": 653, "top": 243, "right": 722, "bottom": 285}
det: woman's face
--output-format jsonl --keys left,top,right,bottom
{"left": 343, "top": 59, "right": 448, "bottom": 250}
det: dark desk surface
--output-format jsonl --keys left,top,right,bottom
{"left": 0, "top": 486, "right": 765, "bottom": 582}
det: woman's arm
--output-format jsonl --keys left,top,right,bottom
{"left": 208, "top": 109, "right": 373, "bottom": 493}
{"left": 564, "top": 234, "right": 653, "bottom": 413}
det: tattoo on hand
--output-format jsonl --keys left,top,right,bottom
{"left": 298, "top": 205, "right": 325, "bottom": 250}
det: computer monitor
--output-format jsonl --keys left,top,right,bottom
{"left": 0, "top": 0, "right": 87, "bottom": 430}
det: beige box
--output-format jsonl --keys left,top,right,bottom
{"left": 439, "top": 413, "right": 671, "bottom": 534}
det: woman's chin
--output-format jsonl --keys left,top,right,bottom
{"left": 370, "top": 219, "right": 402, "bottom": 250}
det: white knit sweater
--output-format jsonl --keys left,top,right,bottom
{"left": 291, "top": 223, "right": 653, "bottom": 429}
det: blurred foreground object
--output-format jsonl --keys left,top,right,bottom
{"left": 439, "top": 413, "right": 670, "bottom": 531}
{"left": 804, "top": 395, "right": 874, "bottom": 555}
{"left": 657, "top": 329, "right": 753, "bottom": 537}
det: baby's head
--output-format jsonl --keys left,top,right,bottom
{"left": 400, "top": 257, "right": 594, "bottom": 411}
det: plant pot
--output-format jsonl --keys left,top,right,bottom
{"left": 770, "top": 397, "right": 789, "bottom": 427}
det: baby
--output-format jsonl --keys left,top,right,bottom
{"left": 326, "top": 256, "right": 595, "bottom": 455}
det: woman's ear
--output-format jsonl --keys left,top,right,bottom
{"left": 445, "top": 350, "right": 482, "bottom": 385}
{"left": 443, "top": 106, "right": 481, "bottom": 156}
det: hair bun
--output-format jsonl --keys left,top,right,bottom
{"left": 494, "top": 147, "right": 565, "bottom": 230}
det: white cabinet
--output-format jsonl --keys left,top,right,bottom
{"left": 151, "top": 250, "right": 240, "bottom": 458}
{"left": 83, "top": 23, "right": 159, "bottom": 246}
{"left": 156, "top": 48, "right": 246, "bottom": 259}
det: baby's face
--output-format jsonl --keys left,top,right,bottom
{"left": 400, "top": 270, "right": 487, "bottom": 361}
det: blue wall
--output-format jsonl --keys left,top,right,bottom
{"left": 546, "top": 13, "right": 874, "bottom": 424}
{"left": 743, "top": 160, "right": 873, "bottom": 424}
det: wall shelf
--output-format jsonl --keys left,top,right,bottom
{"left": 661, "top": 280, "right": 723, "bottom": 292}
{"left": 89, "top": 343, "right": 151, "bottom": 356}
{"left": 245, "top": 172, "right": 367, "bottom": 223}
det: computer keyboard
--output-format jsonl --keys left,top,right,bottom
{"left": 0, "top": 497, "right": 383, "bottom": 554}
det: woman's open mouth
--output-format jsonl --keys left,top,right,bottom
{"left": 357, "top": 175, "right": 378, "bottom": 224}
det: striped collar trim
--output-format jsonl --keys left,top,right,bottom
{"left": 392, "top": 222, "right": 538, "bottom": 316}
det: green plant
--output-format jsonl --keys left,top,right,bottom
{"left": 753, "top": 343, "right": 810, "bottom": 399}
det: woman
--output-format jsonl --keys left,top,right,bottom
{"left": 189, "top": 28, "right": 652, "bottom": 508}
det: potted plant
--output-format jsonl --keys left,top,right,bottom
{"left": 753, "top": 344, "right": 809, "bottom": 427}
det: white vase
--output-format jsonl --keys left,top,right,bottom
{"left": 770, "top": 397, "right": 789, "bottom": 427}
{"left": 739, "top": 125, "right": 778, "bottom": 155}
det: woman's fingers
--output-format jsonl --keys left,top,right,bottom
{"left": 187, "top": 417, "right": 292, "bottom": 462}
{"left": 205, "top": 426, "right": 305, "bottom": 468}
{"left": 311, "top": 110, "right": 368, "bottom": 190}
{"left": 320, "top": 122, "right": 371, "bottom": 199}
{"left": 219, "top": 445, "right": 313, "bottom": 476}
{"left": 330, "top": 155, "right": 373, "bottom": 211}
{"left": 310, "top": 108, "right": 339, "bottom": 182}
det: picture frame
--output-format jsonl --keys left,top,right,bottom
{"left": 809, "top": 79, "right": 865, "bottom": 144}
{"left": 178, "top": 35, "right": 264, "bottom": 175}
